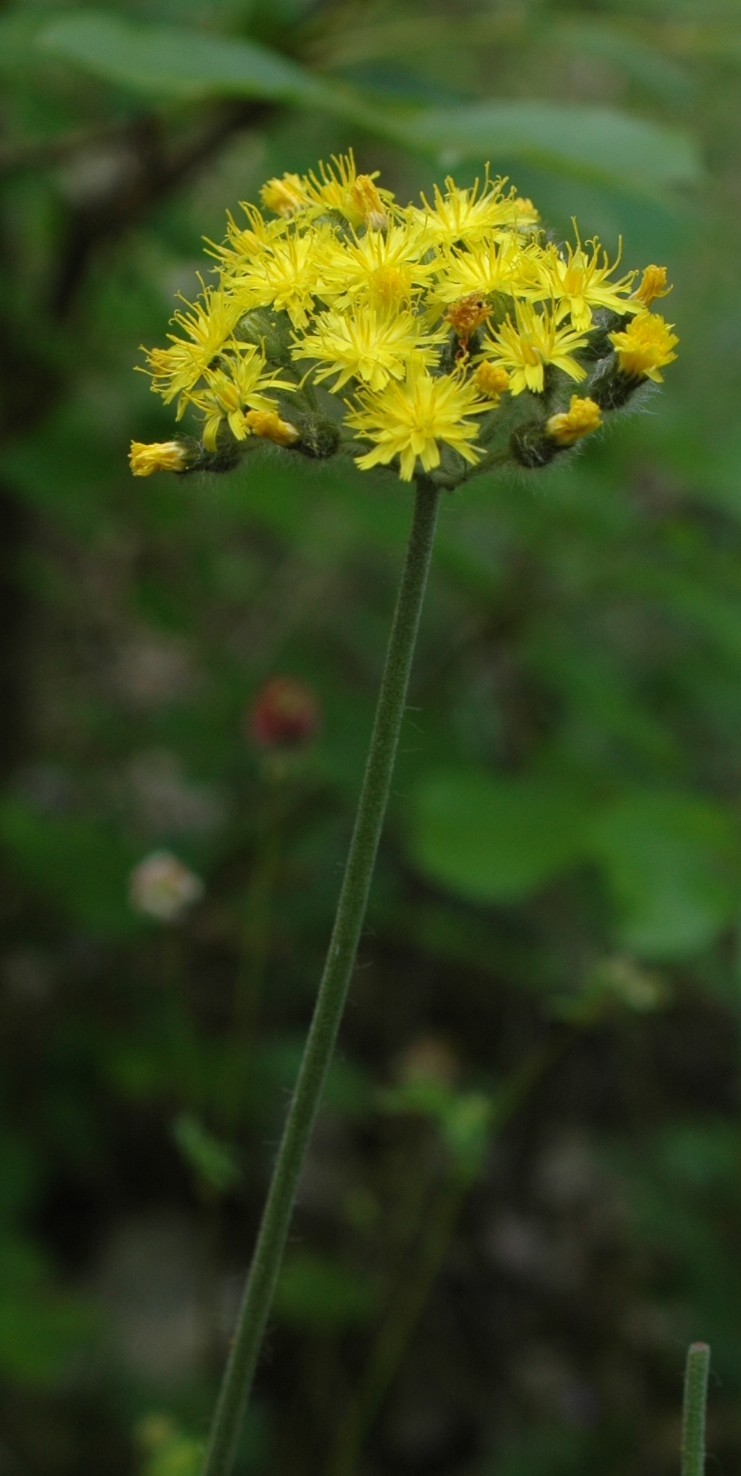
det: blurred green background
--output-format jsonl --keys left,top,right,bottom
{"left": 1, "top": 1, "right": 740, "bottom": 1472}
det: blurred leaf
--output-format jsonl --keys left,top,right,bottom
{"left": 544, "top": 19, "right": 694, "bottom": 106}
{"left": 171, "top": 1112, "right": 241, "bottom": 1194}
{"left": 404, "top": 768, "right": 588, "bottom": 905}
{"left": 275, "top": 1251, "right": 376, "bottom": 1330}
{"left": 39, "top": 10, "right": 335, "bottom": 106}
{"left": 586, "top": 792, "right": 738, "bottom": 959}
{"left": 403, "top": 102, "right": 702, "bottom": 192}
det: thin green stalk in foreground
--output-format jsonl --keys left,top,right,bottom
{"left": 681, "top": 1342, "right": 711, "bottom": 1476}
{"left": 201, "top": 477, "right": 442, "bottom": 1476}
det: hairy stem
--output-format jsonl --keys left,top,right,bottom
{"left": 201, "top": 476, "right": 442, "bottom": 1476}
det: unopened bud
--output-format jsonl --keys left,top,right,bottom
{"left": 248, "top": 676, "right": 321, "bottom": 750}
{"left": 545, "top": 396, "right": 602, "bottom": 447}
{"left": 129, "top": 440, "right": 191, "bottom": 477}
{"left": 293, "top": 413, "right": 342, "bottom": 460}
{"left": 235, "top": 308, "right": 292, "bottom": 363}
{"left": 244, "top": 409, "right": 300, "bottom": 447}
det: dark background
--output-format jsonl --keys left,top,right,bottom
{"left": 1, "top": 1, "right": 740, "bottom": 1473}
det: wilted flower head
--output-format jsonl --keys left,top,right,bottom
{"left": 131, "top": 150, "right": 677, "bottom": 489}
{"left": 248, "top": 676, "right": 321, "bottom": 750}
{"left": 129, "top": 850, "right": 204, "bottom": 923}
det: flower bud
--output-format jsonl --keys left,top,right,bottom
{"left": 292, "top": 414, "right": 342, "bottom": 460}
{"left": 235, "top": 308, "right": 293, "bottom": 363}
{"left": 129, "top": 441, "right": 192, "bottom": 477}
{"left": 545, "top": 396, "right": 602, "bottom": 447}
{"left": 248, "top": 676, "right": 321, "bottom": 750}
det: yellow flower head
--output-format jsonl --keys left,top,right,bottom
{"left": 205, "top": 203, "right": 286, "bottom": 274}
{"left": 227, "top": 230, "right": 328, "bottom": 329}
{"left": 546, "top": 396, "right": 602, "bottom": 447}
{"left": 483, "top": 302, "right": 590, "bottom": 395}
{"left": 609, "top": 311, "right": 679, "bottom": 382}
{"left": 300, "top": 152, "right": 396, "bottom": 229}
{"left": 140, "top": 282, "right": 242, "bottom": 411}
{"left": 537, "top": 235, "right": 637, "bottom": 332}
{"left": 345, "top": 359, "right": 497, "bottom": 482}
{"left": 474, "top": 363, "right": 510, "bottom": 402}
{"left": 133, "top": 153, "right": 677, "bottom": 485}
{"left": 292, "top": 302, "right": 445, "bottom": 393}
{"left": 319, "top": 223, "right": 435, "bottom": 311}
{"left": 431, "top": 233, "right": 536, "bottom": 307}
{"left": 129, "top": 441, "right": 190, "bottom": 477}
{"left": 632, "top": 264, "right": 672, "bottom": 308}
{"left": 260, "top": 173, "right": 308, "bottom": 217}
{"left": 409, "top": 172, "right": 539, "bottom": 247}
{"left": 187, "top": 349, "right": 294, "bottom": 450}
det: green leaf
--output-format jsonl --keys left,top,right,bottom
{"left": 38, "top": 10, "right": 333, "bottom": 106}
{"left": 403, "top": 101, "right": 702, "bottom": 192}
{"left": 404, "top": 768, "right": 588, "bottom": 905}
{"left": 586, "top": 792, "right": 738, "bottom": 959}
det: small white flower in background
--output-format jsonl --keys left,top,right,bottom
{"left": 129, "top": 850, "right": 204, "bottom": 923}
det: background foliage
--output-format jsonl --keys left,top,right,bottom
{"left": 1, "top": 2, "right": 740, "bottom": 1473}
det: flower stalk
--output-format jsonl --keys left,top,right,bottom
{"left": 200, "top": 476, "right": 441, "bottom": 1476}
{"left": 681, "top": 1342, "right": 711, "bottom": 1476}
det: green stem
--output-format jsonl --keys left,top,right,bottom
{"left": 201, "top": 477, "right": 442, "bottom": 1476}
{"left": 681, "top": 1342, "right": 710, "bottom": 1476}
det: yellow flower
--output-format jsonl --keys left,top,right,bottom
{"left": 345, "top": 360, "right": 496, "bottom": 482}
{"left": 205, "top": 203, "right": 286, "bottom": 274}
{"left": 300, "top": 151, "right": 396, "bottom": 228}
{"left": 132, "top": 153, "right": 678, "bottom": 485}
{"left": 537, "top": 236, "right": 637, "bottom": 331}
{"left": 431, "top": 234, "right": 536, "bottom": 306}
{"left": 474, "top": 363, "right": 510, "bottom": 402}
{"left": 260, "top": 173, "right": 308, "bottom": 217}
{"left": 319, "top": 224, "right": 435, "bottom": 310}
{"left": 609, "top": 311, "right": 679, "bottom": 382}
{"left": 632, "top": 264, "right": 672, "bottom": 307}
{"left": 129, "top": 441, "right": 190, "bottom": 476}
{"left": 292, "top": 302, "right": 445, "bottom": 393}
{"left": 187, "top": 349, "right": 294, "bottom": 450}
{"left": 407, "top": 172, "right": 539, "bottom": 247}
{"left": 483, "top": 302, "right": 589, "bottom": 394}
{"left": 546, "top": 396, "right": 602, "bottom": 447}
{"left": 141, "top": 283, "right": 242, "bottom": 410}
{"left": 228, "top": 231, "right": 328, "bottom": 329}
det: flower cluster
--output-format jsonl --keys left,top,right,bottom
{"left": 130, "top": 152, "right": 678, "bottom": 489}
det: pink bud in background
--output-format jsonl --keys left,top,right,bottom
{"left": 248, "top": 676, "right": 321, "bottom": 750}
